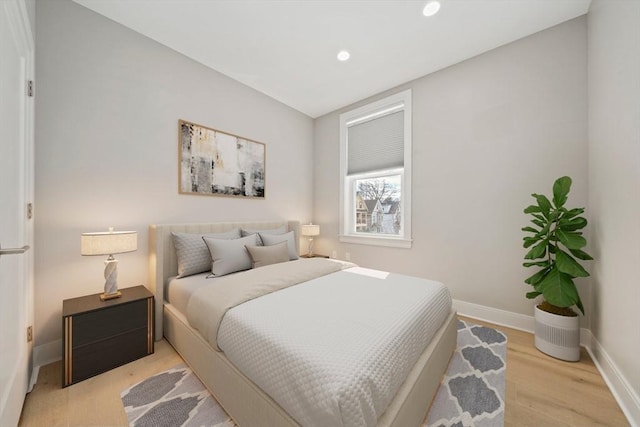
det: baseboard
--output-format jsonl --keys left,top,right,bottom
{"left": 452, "top": 299, "right": 593, "bottom": 346}
{"left": 33, "top": 339, "right": 62, "bottom": 370}
{"left": 453, "top": 298, "right": 638, "bottom": 426}
{"left": 453, "top": 299, "right": 535, "bottom": 333}
{"left": 586, "top": 332, "right": 640, "bottom": 427}
{"left": 28, "top": 365, "right": 39, "bottom": 393}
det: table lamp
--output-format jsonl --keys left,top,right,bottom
{"left": 81, "top": 227, "right": 137, "bottom": 300}
{"left": 301, "top": 223, "right": 320, "bottom": 257}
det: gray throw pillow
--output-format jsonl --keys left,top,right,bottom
{"left": 241, "top": 225, "right": 287, "bottom": 245}
{"left": 172, "top": 229, "right": 240, "bottom": 278}
{"left": 202, "top": 234, "right": 256, "bottom": 276}
{"left": 259, "top": 231, "right": 299, "bottom": 260}
{"left": 245, "top": 241, "right": 289, "bottom": 268}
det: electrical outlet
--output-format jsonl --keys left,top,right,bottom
{"left": 331, "top": 250, "right": 337, "bottom": 259}
{"left": 345, "top": 252, "right": 351, "bottom": 261}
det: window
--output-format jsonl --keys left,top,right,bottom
{"left": 340, "top": 90, "right": 412, "bottom": 248}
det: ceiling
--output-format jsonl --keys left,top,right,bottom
{"left": 73, "top": 0, "right": 591, "bottom": 118}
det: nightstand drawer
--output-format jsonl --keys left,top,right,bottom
{"left": 63, "top": 286, "right": 154, "bottom": 387}
{"left": 72, "top": 300, "right": 147, "bottom": 346}
{"left": 71, "top": 327, "right": 149, "bottom": 384}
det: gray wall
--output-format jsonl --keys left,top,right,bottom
{"left": 588, "top": 0, "right": 640, "bottom": 418}
{"left": 314, "top": 17, "right": 588, "bottom": 321}
{"left": 35, "top": 0, "right": 314, "bottom": 348}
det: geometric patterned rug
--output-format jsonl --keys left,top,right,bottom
{"left": 120, "top": 365, "right": 233, "bottom": 427}
{"left": 424, "top": 320, "right": 507, "bottom": 427}
{"left": 121, "top": 320, "right": 506, "bottom": 427}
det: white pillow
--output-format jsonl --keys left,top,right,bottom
{"left": 245, "top": 241, "right": 289, "bottom": 268}
{"left": 259, "top": 231, "right": 299, "bottom": 260}
{"left": 202, "top": 234, "right": 256, "bottom": 276}
{"left": 172, "top": 229, "right": 240, "bottom": 278}
{"left": 241, "top": 225, "right": 287, "bottom": 245}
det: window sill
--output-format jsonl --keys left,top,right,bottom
{"left": 339, "top": 234, "right": 412, "bottom": 248}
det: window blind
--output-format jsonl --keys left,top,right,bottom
{"left": 347, "top": 110, "right": 404, "bottom": 175}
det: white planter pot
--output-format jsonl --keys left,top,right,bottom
{"left": 534, "top": 305, "right": 580, "bottom": 362}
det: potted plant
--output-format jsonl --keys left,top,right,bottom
{"left": 522, "top": 176, "right": 592, "bottom": 361}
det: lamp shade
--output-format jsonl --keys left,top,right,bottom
{"left": 81, "top": 229, "right": 137, "bottom": 256}
{"left": 301, "top": 224, "right": 320, "bottom": 237}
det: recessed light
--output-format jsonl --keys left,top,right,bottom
{"left": 423, "top": 1, "right": 441, "bottom": 17}
{"left": 337, "top": 50, "right": 351, "bottom": 61}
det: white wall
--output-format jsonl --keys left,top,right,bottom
{"left": 587, "top": 0, "right": 640, "bottom": 423}
{"left": 24, "top": 0, "right": 34, "bottom": 34}
{"left": 314, "top": 17, "right": 588, "bottom": 322}
{"left": 31, "top": 1, "right": 640, "bottom": 419}
{"left": 34, "top": 0, "right": 314, "bottom": 351}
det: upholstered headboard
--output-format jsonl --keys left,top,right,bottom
{"left": 148, "top": 220, "right": 301, "bottom": 340}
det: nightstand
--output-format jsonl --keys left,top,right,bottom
{"left": 300, "top": 254, "right": 329, "bottom": 258}
{"left": 62, "top": 285, "right": 154, "bottom": 387}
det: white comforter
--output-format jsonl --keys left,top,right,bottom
{"left": 216, "top": 266, "right": 451, "bottom": 427}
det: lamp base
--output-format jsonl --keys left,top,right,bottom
{"left": 307, "top": 238, "right": 314, "bottom": 258}
{"left": 100, "top": 291, "right": 122, "bottom": 301}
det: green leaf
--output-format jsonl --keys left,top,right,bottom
{"left": 523, "top": 261, "right": 550, "bottom": 268}
{"left": 538, "top": 220, "right": 551, "bottom": 237}
{"left": 524, "top": 239, "right": 548, "bottom": 260}
{"left": 521, "top": 226, "right": 539, "bottom": 233}
{"left": 557, "top": 229, "right": 587, "bottom": 249}
{"left": 553, "top": 176, "right": 572, "bottom": 208}
{"left": 526, "top": 291, "right": 542, "bottom": 299}
{"left": 524, "top": 205, "right": 542, "bottom": 214}
{"left": 558, "top": 217, "right": 587, "bottom": 231}
{"left": 523, "top": 236, "right": 540, "bottom": 248}
{"left": 538, "top": 267, "right": 582, "bottom": 310}
{"left": 531, "top": 213, "right": 546, "bottom": 222}
{"left": 524, "top": 268, "right": 550, "bottom": 285}
{"left": 569, "top": 248, "right": 594, "bottom": 261}
{"left": 531, "top": 219, "right": 545, "bottom": 228}
{"left": 563, "top": 208, "right": 585, "bottom": 220}
{"left": 556, "top": 249, "right": 590, "bottom": 278}
{"left": 534, "top": 194, "right": 552, "bottom": 219}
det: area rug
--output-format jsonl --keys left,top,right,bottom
{"left": 424, "top": 319, "right": 507, "bottom": 427}
{"left": 120, "top": 365, "right": 233, "bottom": 427}
{"left": 121, "top": 320, "right": 506, "bottom": 427}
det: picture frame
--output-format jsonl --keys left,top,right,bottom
{"left": 179, "top": 119, "right": 266, "bottom": 198}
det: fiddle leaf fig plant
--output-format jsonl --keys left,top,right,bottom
{"left": 522, "top": 176, "right": 592, "bottom": 315}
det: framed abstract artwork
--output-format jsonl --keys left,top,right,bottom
{"left": 179, "top": 120, "right": 265, "bottom": 198}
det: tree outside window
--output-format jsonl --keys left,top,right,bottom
{"left": 354, "top": 175, "right": 402, "bottom": 235}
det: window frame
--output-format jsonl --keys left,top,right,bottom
{"left": 339, "top": 89, "right": 412, "bottom": 248}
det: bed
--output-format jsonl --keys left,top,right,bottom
{"left": 149, "top": 220, "right": 457, "bottom": 427}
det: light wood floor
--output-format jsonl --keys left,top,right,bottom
{"left": 18, "top": 316, "right": 629, "bottom": 427}
{"left": 464, "top": 316, "right": 629, "bottom": 427}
